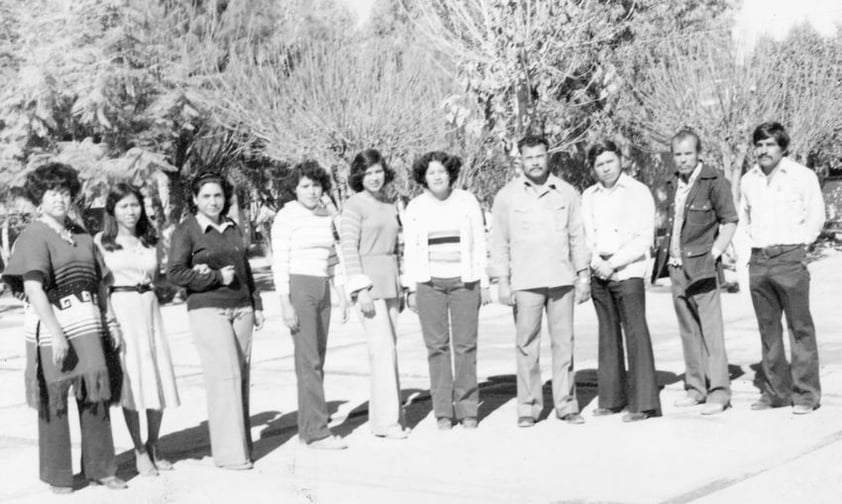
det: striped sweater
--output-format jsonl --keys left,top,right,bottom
{"left": 403, "top": 189, "right": 489, "bottom": 290}
{"left": 270, "top": 201, "right": 340, "bottom": 296}
{"left": 339, "top": 192, "right": 401, "bottom": 298}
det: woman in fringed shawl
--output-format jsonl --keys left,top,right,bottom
{"left": 1, "top": 163, "right": 127, "bottom": 494}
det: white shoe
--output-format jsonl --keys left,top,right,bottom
{"left": 306, "top": 435, "right": 348, "bottom": 450}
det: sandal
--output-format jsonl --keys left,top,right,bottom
{"left": 135, "top": 450, "right": 158, "bottom": 477}
{"left": 146, "top": 442, "right": 173, "bottom": 471}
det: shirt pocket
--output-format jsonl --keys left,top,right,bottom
{"left": 781, "top": 192, "right": 803, "bottom": 217}
{"left": 552, "top": 202, "right": 569, "bottom": 232}
{"left": 686, "top": 201, "right": 713, "bottom": 227}
{"left": 512, "top": 206, "right": 532, "bottom": 235}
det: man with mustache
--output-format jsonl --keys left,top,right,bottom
{"left": 652, "top": 129, "right": 738, "bottom": 415}
{"left": 490, "top": 134, "right": 590, "bottom": 428}
{"left": 740, "top": 121, "right": 826, "bottom": 414}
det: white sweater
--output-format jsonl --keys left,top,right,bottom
{"left": 270, "top": 201, "right": 339, "bottom": 295}
{"left": 402, "top": 189, "right": 489, "bottom": 290}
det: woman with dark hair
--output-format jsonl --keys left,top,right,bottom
{"left": 95, "top": 183, "right": 179, "bottom": 475}
{"left": 403, "top": 151, "right": 490, "bottom": 430}
{"left": 271, "top": 160, "right": 349, "bottom": 449}
{"left": 1, "top": 162, "right": 127, "bottom": 493}
{"left": 167, "top": 171, "right": 263, "bottom": 470}
{"left": 340, "top": 149, "right": 408, "bottom": 439}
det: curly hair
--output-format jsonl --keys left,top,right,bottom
{"left": 24, "top": 162, "right": 82, "bottom": 206}
{"left": 348, "top": 149, "right": 395, "bottom": 193}
{"left": 99, "top": 183, "right": 158, "bottom": 252}
{"left": 291, "top": 160, "right": 333, "bottom": 192}
{"left": 188, "top": 171, "right": 234, "bottom": 216}
{"left": 411, "top": 151, "right": 461, "bottom": 188}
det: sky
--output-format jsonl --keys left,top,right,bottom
{"left": 734, "top": 0, "right": 842, "bottom": 52}
{"left": 340, "top": 0, "right": 842, "bottom": 46}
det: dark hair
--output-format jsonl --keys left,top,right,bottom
{"left": 348, "top": 149, "right": 395, "bottom": 192}
{"left": 100, "top": 183, "right": 158, "bottom": 252}
{"left": 752, "top": 121, "right": 790, "bottom": 153}
{"left": 587, "top": 140, "right": 622, "bottom": 168}
{"left": 671, "top": 129, "right": 702, "bottom": 153}
{"left": 290, "top": 160, "right": 333, "bottom": 193}
{"left": 411, "top": 151, "right": 461, "bottom": 188}
{"left": 189, "top": 171, "right": 234, "bottom": 216}
{"left": 24, "top": 162, "right": 82, "bottom": 206}
{"left": 517, "top": 134, "right": 550, "bottom": 153}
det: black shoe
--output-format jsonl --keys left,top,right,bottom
{"left": 750, "top": 399, "right": 774, "bottom": 411}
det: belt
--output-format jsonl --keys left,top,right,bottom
{"left": 110, "top": 284, "right": 153, "bottom": 294}
{"left": 750, "top": 244, "right": 802, "bottom": 259}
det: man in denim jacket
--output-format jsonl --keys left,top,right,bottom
{"left": 652, "top": 130, "right": 738, "bottom": 415}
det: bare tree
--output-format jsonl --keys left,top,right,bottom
{"left": 411, "top": 0, "right": 625, "bottom": 154}
{"left": 631, "top": 29, "right": 842, "bottom": 204}
{"left": 206, "top": 38, "right": 449, "bottom": 200}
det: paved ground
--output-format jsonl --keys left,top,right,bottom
{"left": 1, "top": 252, "right": 841, "bottom": 503}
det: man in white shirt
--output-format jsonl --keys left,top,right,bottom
{"left": 582, "top": 140, "right": 661, "bottom": 422}
{"left": 740, "top": 121, "right": 825, "bottom": 414}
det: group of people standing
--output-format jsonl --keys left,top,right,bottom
{"left": 1, "top": 119, "right": 825, "bottom": 494}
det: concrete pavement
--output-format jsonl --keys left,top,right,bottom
{"left": 1, "top": 252, "right": 841, "bottom": 503}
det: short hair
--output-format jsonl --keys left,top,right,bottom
{"left": 587, "top": 140, "right": 622, "bottom": 168}
{"left": 348, "top": 149, "right": 395, "bottom": 192}
{"left": 100, "top": 183, "right": 158, "bottom": 252}
{"left": 671, "top": 129, "right": 702, "bottom": 153}
{"left": 290, "top": 160, "right": 333, "bottom": 193}
{"left": 189, "top": 171, "right": 234, "bottom": 216}
{"left": 24, "top": 162, "right": 82, "bottom": 206}
{"left": 411, "top": 151, "right": 461, "bottom": 188}
{"left": 752, "top": 121, "right": 790, "bottom": 152}
{"left": 517, "top": 134, "right": 550, "bottom": 153}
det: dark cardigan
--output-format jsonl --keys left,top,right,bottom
{"left": 167, "top": 215, "right": 263, "bottom": 312}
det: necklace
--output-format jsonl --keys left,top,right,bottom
{"left": 39, "top": 217, "right": 75, "bottom": 246}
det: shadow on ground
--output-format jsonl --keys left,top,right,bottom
{"left": 114, "top": 401, "right": 350, "bottom": 480}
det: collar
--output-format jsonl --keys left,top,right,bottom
{"left": 593, "top": 172, "right": 631, "bottom": 193}
{"left": 747, "top": 156, "right": 792, "bottom": 179}
{"left": 195, "top": 212, "right": 235, "bottom": 233}
{"left": 670, "top": 162, "right": 715, "bottom": 185}
{"left": 519, "top": 173, "right": 561, "bottom": 193}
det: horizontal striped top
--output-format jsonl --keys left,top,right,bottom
{"left": 403, "top": 189, "right": 489, "bottom": 288}
{"left": 339, "top": 192, "right": 401, "bottom": 298}
{"left": 425, "top": 217, "right": 461, "bottom": 279}
{"left": 271, "top": 200, "right": 339, "bottom": 295}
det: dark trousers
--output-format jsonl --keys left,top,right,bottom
{"left": 749, "top": 247, "right": 820, "bottom": 407}
{"left": 290, "top": 274, "right": 332, "bottom": 443}
{"left": 590, "top": 277, "right": 661, "bottom": 414}
{"left": 39, "top": 400, "right": 117, "bottom": 487}
{"left": 416, "top": 277, "right": 480, "bottom": 420}
{"left": 669, "top": 267, "right": 731, "bottom": 404}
